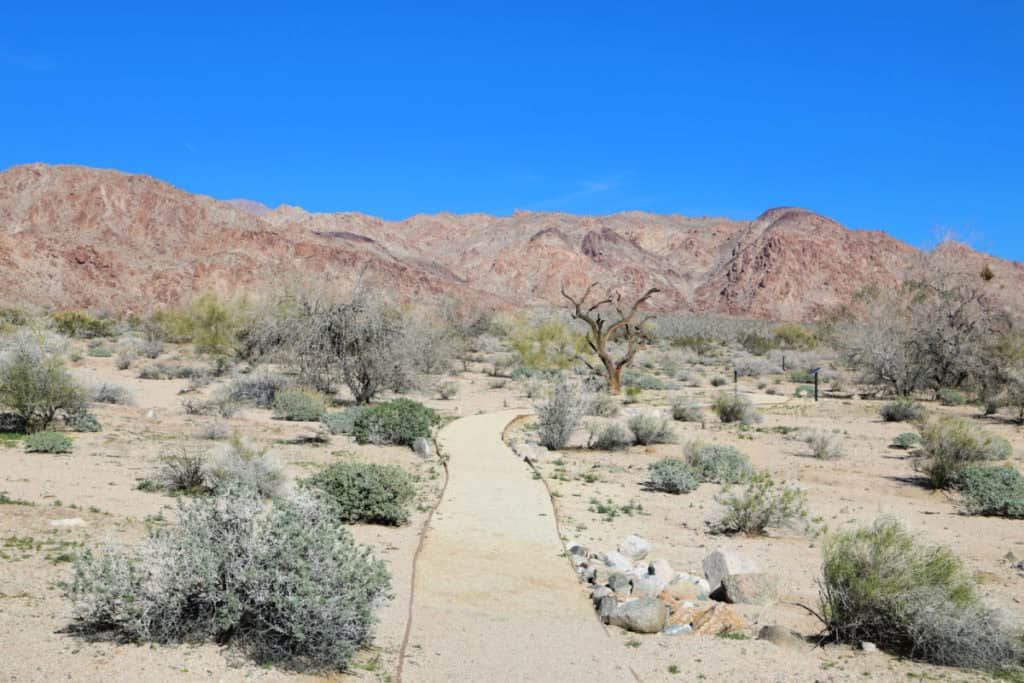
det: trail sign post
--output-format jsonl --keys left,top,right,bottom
{"left": 811, "top": 367, "right": 821, "bottom": 402}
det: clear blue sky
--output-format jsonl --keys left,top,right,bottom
{"left": 3, "top": 1, "right": 1022, "bottom": 260}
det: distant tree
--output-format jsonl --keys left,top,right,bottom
{"left": 560, "top": 283, "right": 659, "bottom": 394}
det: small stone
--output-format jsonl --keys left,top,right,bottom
{"left": 568, "top": 543, "right": 589, "bottom": 557}
{"left": 618, "top": 534, "right": 651, "bottom": 561}
{"left": 608, "top": 572, "right": 632, "bottom": 597}
{"left": 702, "top": 548, "right": 762, "bottom": 592}
{"left": 412, "top": 437, "right": 435, "bottom": 459}
{"left": 716, "top": 573, "right": 779, "bottom": 605}
{"left": 860, "top": 641, "right": 878, "bottom": 653}
{"left": 591, "top": 586, "right": 613, "bottom": 604}
{"left": 662, "top": 624, "right": 693, "bottom": 636}
{"left": 597, "top": 596, "right": 618, "bottom": 622}
{"left": 609, "top": 597, "right": 668, "bottom": 634}
{"left": 604, "top": 551, "right": 632, "bottom": 572}
{"left": 757, "top": 625, "right": 804, "bottom": 650}
{"left": 581, "top": 566, "right": 598, "bottom": 584}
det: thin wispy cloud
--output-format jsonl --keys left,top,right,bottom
{"left": 527, "top": 175, "right": 625, "bottom": 211}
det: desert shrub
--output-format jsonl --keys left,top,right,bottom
{"left": 937, "top": 387, "right": 968, "bottom": 406}
{"left": 683, "top": 441, "right": 753, "bottom": 484}
{"left": 709, "top": 471, "right": 807, "bottom": 535}
{"left": 793, "top": 384, "right": 815, "bottom": 398}
{"left": 138, "top": 362, "right": 208, "bottom": 380}
{"left": 437, "top": 381, "right": 458, "bottom": 400}
{"left": 879, "top": 399, "right": 926, "bottom": 422}
{"left": 202, "top": 440, "right": 287, "bottom": 498}
{"left": 65, "top": 489, "right": 390, "bottom": 671}
{"left": 304, "top": 462, "right": 415, "bottom": 526}
{"left": 623, "top": 386, "right": 641, "bottom": 403}
{"left": 273, "top": 386, "right": 328, "bottom": 422}
{"left": 151, "top": 450, "right": 208, "bottom": 494}
{"left": 585, "top": 393, "right": 620, "bottom": 418}
{"left": 891, "top": 432, "right": 921, "bottom": 450}
{"left": 0, "top": 333, "right": 87, "bottom": 432}
{"left": 507, "top": 318, "right": 585, "bottom": 371}
{"left": 141, "top": 339, "right": 163, "bottom": 359}
{"left": 65, "top": 409, "right": 101, "bottom": 433}
{"left": 195, "top": 422, "right": 230, "bottom": 440}
{"left": 671, "top": 398, "right": 703, "bottom": 422}
{"left": 789, "top": 369, "right": 815, "bottom": 384}
{"left": 0, "top": 306, "right": 29, "bottom": 329}
{"left": 114, "top": 351, "right": 134, "bottom": 371}
{"left": 533, "top": 376, "right": 583, "bottom": 450}
{"left": 773, "top": 322, "right": 817, "bottom": 350}
{"left": 918, "top": 417, "right": 1013, "bottom": 489}
{"left": 226, "top": 372, "right": 290, "bottom": 408}
{"left": 739, "top": 332, "right": 775, "bottom": 356}
{"left": 954, "top": 466, "right": 1024, "bottom": 518}
{"left": 711, "top": 392, "right": 760, "bottom": 425}
{"left": 647, "top": 458, "right": 699, "bottom": 494}
{"left": 320, "top": 406, "right": 370, "bottom": 435}
{"left": 622, "top": 371, "right": 666, "bottom": 391}
{"left": 352, "top": 398, "right": 440, "bottom": 447}
{"left": 151, "top": 292, "right": 250, "bottom": 357}
{"left": 25, "top": 430, "right": 73, "bottom": 453}
{"left": 586, "top": 422, "right": 633, "bottom": 451}
{"left": 182, "top": 393, "right": 238, "bottom": 419}
{"left": 820, "top": 517, "right": 1023, "bottom": 670}
{"left": 92, "top": 383, "right": 132, "bottom": 405}
{"left": 804, "top": 429, "right": 844, "bottom": 460}
{"left": 87, "top": 344, "right": 114, "bottom": 358}
{"left": 710, "top": 375, "right": 728, "bottom": 387}
{"left": 626, "top": 412, "right": 675, "bottom": 445}
{"left": 52, "top": 310, "right": 115, "bottom": 338}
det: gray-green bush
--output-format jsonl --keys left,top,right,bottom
{"left": 711, "top": 392, "right": 760, "bottom": 425}
{"left": 879, "top": 399, "right": 925, "bottom": 422}
{"left": 0, "top": 332, "right": 86, "bottom": 432}
{"left": 804, "top": 429, "right": 844, "bottom": 460}
{"left": 709, "top": 471, "right": 807, "bottom": 535}
{"left": 647, "top": 458, "right": 699, "bottom": 494}
{"left": 320, "top": 406, "right": 370, "bottom": 435}
{"left": 226, "top": 372, "right": 290, "bottom": 408}
{"left": 273, "top": 386, "right": 328, "bottom": 421}
{"left": 25, "top": 430, "right": 73, "bottom": 453}
{"left": 671, "top": 398, "right": 703, "bottom": 422}
{"left": 820, "top": 517, "right": 1023, "bottom": 671}
{"left": 954, "top": 465, "right": 1024, "bottom": 518}
{"left": 891, "top": 432, "right": 921, "bottom": 450}
{"left": 586, "top": 422, "right": 632, "bottom": 451}
{"left": 683, "top": 441, "right": 753, "bottom": 484}
{"left": 626, "top": 412, "right": 675, "bottom": 445}
{"left": 65, "top": 489, "right": 391, "bottom": 671}
{"left": 351, "top": 399, "right": 440, "bottom": 447}
{"left": 533, "top": 376, "right": 583, "bottom": 450}
{"left": 304, "top": 462, "right": 416, "bottom": 526}
{"left": 917, "top": 416, "right": 1013, "bottom": 488}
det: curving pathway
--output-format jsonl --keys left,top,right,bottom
{"left": 400, "top": 411, "right": 635, "bottom": 682}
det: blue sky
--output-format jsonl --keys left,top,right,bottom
{"left": 2, "top": 1, "right": 1022, "bottom": 260}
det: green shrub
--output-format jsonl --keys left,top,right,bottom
{"left": 918, "top": 417, "right": 1013, "bottom": 489}
{"left": 114, "top": 351, "right": 134, "bottom": 370}
{"left": 739, "top": 332, "right": 774, "bottom": 356}
{"left": 954, "top": 466, "right": 1024, "bottom": 518}
{"left": 879, "top": 399, "right": 925, "bottom": 422}
{"left": 65, "top": 489, "right": 391, "bottom": 671}
{"left": 937, "top": 388, "right": 968, "bottom": 406}
{"left": 711, "top": 393, "right": 760, "bottom": 425}
{"left": 820, "top": 517, "right": 1022, "bottom": 670}
{"left": 789, "top": 369, "right": 815, "bottom": 384}
{"left": 65, "top": 409, "right": 101, "bottom": 433}
{"left": 532, "top": 377, "right": 583, "bottom": 450}
{"left": 352, "top": 398, "right": 440, "bottom": 447}
{"left": 622, "top": 371, "right": 666, "bottom": 391}
{"left": 586, "top": 422, "right": 632, "bottom": 451}
{"left": 804, "top": 429, "right": 844, "bottom": 460}
{"left": 0, "top": 334, "right": 87, "bottom": 432}
{"left": 319, "top": 406, "right": 369, "bottom": 435}
{"left": 793, "top": 384, "right": 815, "bottom": 398}
{"left": 627, "top": 412, "right": 675, "bottom": 445}
{"left": 25, "top": 431, "right": 72, "bottom": 453}
{"left": 273, "top": 386, "right": 328, "bottom": 421}
{"left": 647, "top": 458, "right": 699, "bottom": 494}
{"left": 709, "top": 471, "right": 807, "bottom": 535}
{"left": 87, "top": 345, "right": 114, "bottom": 358}
{"left": 671, "top": 398, "right": 703, "bottom": 422}
{"left": 683, "top": 441, "right": 753, "bottom": 484}
{"left": 52, "top": 310, "right": 115, "bottom": 338}
{"left": 305, "top": 462, "right": 415, "bottom": 525}
{"left": 585, "top": 393, "right": 620, "bottom": 418}
{"left": 891, "top": 432, "right": 921, "bottom": 450}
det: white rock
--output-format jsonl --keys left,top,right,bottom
{"left": 618, "top": 534, "right": 650, "bottom": 561}
{"left": 702, "top": 547, "right": 762, "bottom": 592}
{"left": 412, "top": 437, "right": 435, "bottom": 459}
{"left": 604, "top": 551, "right": 632, "bottom": 572}
{"left": 860, "top": 641, "right": 878, "bottom": 653}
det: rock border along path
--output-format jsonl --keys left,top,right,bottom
{"left": 399, "top": 411, "right": 635, "bottom": 682}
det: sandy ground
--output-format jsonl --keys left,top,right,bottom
{"left": 509, "top": 378, "right": 1024, "bottom": 681}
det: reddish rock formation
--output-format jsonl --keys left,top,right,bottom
{"left": 1, "top": 163, "right": 1020, "bottom": 319}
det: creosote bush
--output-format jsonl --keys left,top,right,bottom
{"left": 352, "top": 398, "right": 440, "bottom": 447}
{"left": 891, "top": 432, "right": 921, "bottom": 450}
{"left": 626, "top": 412, "right": 675, "bottom": 445}
{"left": 711, "top": 392, "right": 760, "bottom": 425}
{"left": 304, "top": 462, "right": 416, "bottom": 525}
{"left": 0, "top": 332, "right": 87, "bottom": 432}
{"left": 647, "top": 458, "right": 699, "bottom": 494}
{"left": 804, "top": 429, "right": 844, "bottom": 460}
{"left": 65, "top": 489, "right": 391, "bottom": 671}
{"left": 820, "top": 517, "right": 1023, "bottom": 671}
{"left": 273, "top": 386, "right": 328, "bottom": 422}
{"left": 533, "top": 376, "right": 583, "bottom": 450}
{"left": 585, "top": 392, "right": 620, "bottom": 418}
{"left": 937, "top": 387, "right": 968, "bottom": 406}
{"left": 671, "top": 398, "right": 702, "bottom": 422}
{"left": 586, "top": 422, "right": 632, "bottom": 451}
{"left": 683, "top": 441, "right": 753, "bottom": 484}
{"left": 52, "top": 310, "right": 115, "bottom": 338}
{"left": 25, "top": 430, "right": 73, "bottom": 453}
{"left": 917, "top": 416, "right": 1012, "bottom": 489}
{"left": 954, "top": 465, "right": 1024, "bottom": 518}
{"left": 879, "top": 399, "right": 925, "bottom": 422}
{"left": 709, "top": 471, "right": 807, "bottom": 535}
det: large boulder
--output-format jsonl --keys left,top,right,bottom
{"left": 608, "top": 598, "right": 668, "bottom": 634}
{"left": 717, "top": 573, "right": 779, "bottom": 605}
{"left": 702, "top": 548, "right": 761, "bottom": 592}
{"left": 603, "top": 551, "right": 632, "bottom": 572}
{"left": 630, "top": 574, "right": 668, "bottom": 598}
{"left": 618, "top": 534, "right": 651, "bottom": 561}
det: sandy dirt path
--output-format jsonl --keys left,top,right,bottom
{"left": 400, "top": 411, "right": 636, "bottom": 682}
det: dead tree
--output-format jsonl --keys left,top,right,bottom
{"left": 560, "top": 283, "right": 660, "bottom": 394}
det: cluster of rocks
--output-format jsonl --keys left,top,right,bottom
{"left": 569, "top": 535, "right": 786, "bottom": 639}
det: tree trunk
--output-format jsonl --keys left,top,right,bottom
{"left": 607, "top": 365, "right": 623, "bottom": 394}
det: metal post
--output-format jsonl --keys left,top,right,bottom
{"left": 812, "top": 367, "right": 821, "bottom": 402}
{"left": 734, "top": 368, "right": 738, "bottom": 395}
